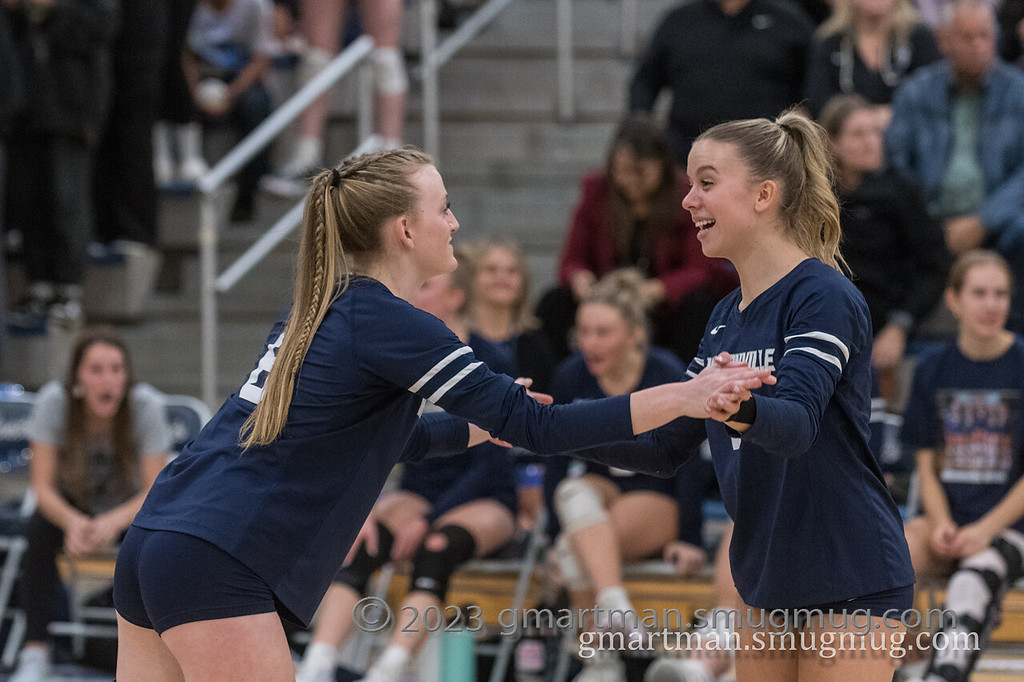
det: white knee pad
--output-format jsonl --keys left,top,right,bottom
{"left": 553, "top": 478, "right": 607, "bottom": 535}
{"left": 299, "top": 47, "right": 332, "bottom": 86}
{"left": 370, "top": 47, "right": 408, "bottom": 95}
{"left": 948, "top": 549, "right": 1003, "bottom": 622}
{"left": 553, "top": 534, "right": 591, "bottom": 592}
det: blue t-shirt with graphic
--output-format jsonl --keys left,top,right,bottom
{"left": 901, "top": 338, "right": 1024, "bottom": 533}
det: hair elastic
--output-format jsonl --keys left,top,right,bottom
{"left": 329, "top": 168, "right": 342, "bottom": 188}
{"left": 778, "top": 122, "right": 792, "bottom": 135}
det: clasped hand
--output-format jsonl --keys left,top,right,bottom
{"left": 695, "top": 352, "right": 776, "bottom": 422}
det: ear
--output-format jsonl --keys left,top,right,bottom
{"left": 752, "top": 179, "right": 778, "bottom": 214}
{"left": 388, "top": 213, "right": 415, "bottom": 250}
{"left": 945, "top": 287, "right": 960, "bottom": 319}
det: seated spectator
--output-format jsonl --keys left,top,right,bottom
{"left": 543, "top": 270, "right": 705, "bottom": 682}
{"left": 183, "top": 0, "right": 279, "bottom": 222}
{"left": 820, "top": 94, "right": 949, "bottom": 399}
{"left": 802, "top": 0, "right": 940, "bottom": 119}
{"left": 5, "top": 0, "right": 118, "bottom": 320}
{"left": 8, "top": 329, "right": 170, "bottom": 682}
{"left": 536, "top": 115, "right": 736, "bottom": 365}
{"left": 885, "top": 0, "right": 1024, "bottom": 333}
{"left": 463, "top": 239, "right": 556, "bottom": 529}
{"left": 628, "top": 0, "right": 814, "bottom": 164}
{"left": 294, "top": 268, "right": 518, "bottom": 682}
{"left": 900, "top": 251, "right": 1024, "bottom": 682}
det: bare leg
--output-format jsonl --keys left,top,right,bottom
{"left": 361, "top": 0, "right": 405, "bottom": 142}
{"left": 159, "top": 612, "right": 294, "bottom": 682}
{"left": 388, "top": 499, "right": 515, "bottom": 655}
{"left": 115, "top": 613, "right": 185, "bottom": 682}
{"left": 296, "top": 0, "right": 348, "bottom": 144}
{"left": 796, "top": 614, "right": 905, "bottom": 682}
{"left": 303, "top": 491, "right": 430, "bottom": 651}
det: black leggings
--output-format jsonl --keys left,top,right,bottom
{"left": 18, "top": 512, "right": 68, "bottom": 643}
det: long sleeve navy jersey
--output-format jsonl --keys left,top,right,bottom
{"left": 132, "top": 277, "right": 636, "bottom": 626}
{"left": 567, "top": 259, "right": 914, "bottom": 609}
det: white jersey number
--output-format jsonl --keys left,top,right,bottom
{"left": 239, "top": 333, "right": 284, "bottom": 404}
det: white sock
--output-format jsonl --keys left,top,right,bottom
{"left": 595, "top": 586, "right": 637, "bottom": 632}
{"left": 370, "top": 643, "right": 408, "bottom": 676}
{"left": 302, "top": 641, "right": 338, "bottom": 672}
{"left": 596, "top": 586, "right": 632, "bottom": 614}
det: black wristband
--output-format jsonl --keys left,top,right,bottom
{"left": 728, "top": 397, "right": 757, "bottom": 424}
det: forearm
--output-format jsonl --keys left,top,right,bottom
{"left": 917, "top": 451, "right": 953, "bottom": 524}
{"left": 976, "top": 476, "right": 1024, "bottom": 536}
{"left": 228, "top": 55, "right": 270, "bottom": 99}
{"left": 34, "top": 485, "right": 86, "bottom": 530}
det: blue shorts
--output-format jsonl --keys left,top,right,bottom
{"left": 771, "top": 584, "right": 916, "bottom": 630}
{"left": 113, "top": 526, "right": 278, "bottom": 634}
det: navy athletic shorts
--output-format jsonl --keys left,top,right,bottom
{"left": 113, "top": 526, "right": 278, "bottom": 634}
{"left": 771, "top": 584, "right": 916, "bottom": 629}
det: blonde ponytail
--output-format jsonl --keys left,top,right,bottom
{"left": 240, "top": 148, "right": 434, "bottom": 449}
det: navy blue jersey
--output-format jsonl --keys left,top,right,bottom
{"left": 569, "top": 260, "right": 914, "bottom": 609}
{"left": 901, "top": 338, "right": 1024, "bottom": 533}
{"left": 543, "top": 348, "right": 705, "bottom": 545}
{"left": 132, "top": 277, "right": 634, "bottom": 626}
{"left": 399, "top": 332, "right": 517, "bottom": 520}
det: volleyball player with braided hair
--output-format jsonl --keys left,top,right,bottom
{"left": 110, "top": 148, "right": 773, "bottom": 681}
{"left": 569, "top": 111, "right": 914, "bottom": 681}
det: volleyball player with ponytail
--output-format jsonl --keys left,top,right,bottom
{"left": 568, "top": 112, "right": 915, "bottom": 682}
{"left": 109, "top": 148, "right": 773, "bottom": 681}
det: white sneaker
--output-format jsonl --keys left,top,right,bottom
{"left": 644, "top": 658, "right": 713, "bottom": 682}
{"left": 9, "top": 647, "right": 50, "bottom": 682}
{"left": 295, "top": 663, "right": 335, "bottom": 682}
{"left": 260, "top": 161, "right": 321, "bottom": 198}
{"left": 573, "top": 653, "right": 625, "bottom": 682}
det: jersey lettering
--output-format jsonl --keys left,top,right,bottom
{"left": 239, "top": 333, "right": 285, "bottom": 404}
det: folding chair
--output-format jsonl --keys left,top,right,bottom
{"left": 0, "top": 386, "right": 35, "bottom": 667}
{"left": 48, "top": 393, "right": 212, "bottom": 653}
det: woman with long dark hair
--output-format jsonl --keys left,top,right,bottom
{"left": 10, "top": 329, "right": 170, "bottom": 682}
{"left": 537, "top": 114, "right": 735, "bottom": 364}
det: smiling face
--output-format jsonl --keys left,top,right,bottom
{"left": 948, "top": 262, "right": 1012, "bottom": 340}
{"left": 683, "top": 139, "right": 764, "bottom": 261}
{"left": 75, "top": 342, "right": 129, "bottom": 422}
{"left": 575, "top": 302, "right": 643, "bottom": 380}
{"left": 406, "top": 164, "right": 459, "bottom": 279}
{"left": 474, "top": 245, "right": 524, "bottom": 310}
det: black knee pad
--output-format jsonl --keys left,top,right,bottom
{"left": 409, "top": 525, "right": 476, "bottom": 601}
{"left": 333, "top": 522, "right": 394, "bottom": 593}
{"left": 993, "top": 536, "right": 1024, "bottom": 582}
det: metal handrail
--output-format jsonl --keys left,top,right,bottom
{"left": 418, "top": 0, "right": 572, "bottom": 159}
{"left": 198, "top": 36, "right": 375, "bottom": 406}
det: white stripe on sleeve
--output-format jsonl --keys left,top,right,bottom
{"left": 783, "top": 331, "right": 850, "bottom": 362}
{"left": 408, "top": 346, "right": 473, "bottom": 393}
{"left": 427, "top": 362, "right": 483, "bottom": 403}
{"left": 784, "top": 347, "right": 843, "bottom": 372}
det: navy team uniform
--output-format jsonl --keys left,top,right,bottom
{"left": 578, "top": 259, "right": 915, "bottom": 612}
{"left": 543, "top": 347, "right": 705, "bottom": 546}
{"left": 399, "top": 332, "right": 518, "bottom": 520}
{"left": 114, "top": 277, "right": 637, "bottom": 633}
{"left": 901, "top": 338, "right": 1024, "bottom": 533}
